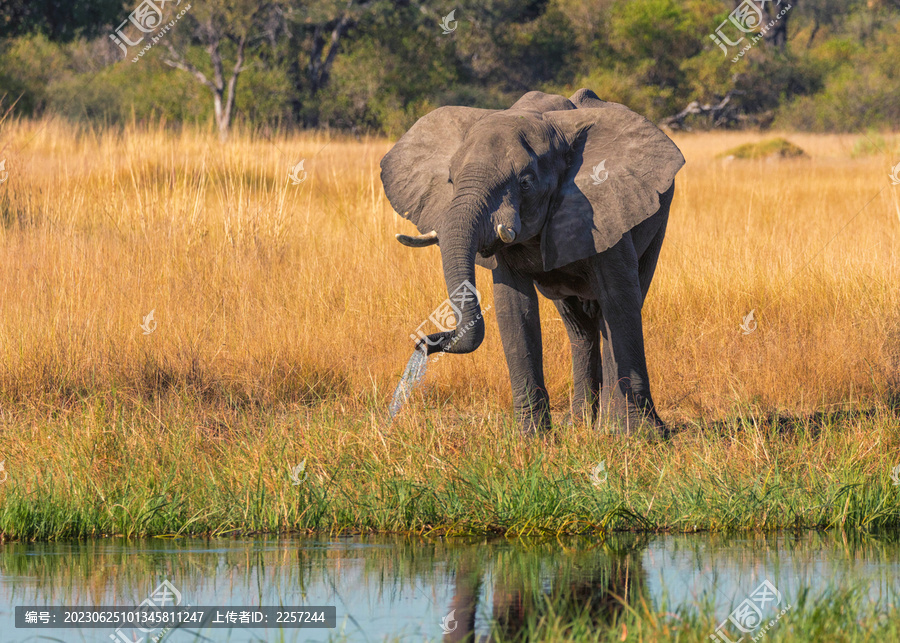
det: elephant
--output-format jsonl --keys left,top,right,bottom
{"left": 381, "top": 89, "right": 684, "bottom": 435}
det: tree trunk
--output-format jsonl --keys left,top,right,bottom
{"left": 163, "top": 22, "right": 249, "bottom": 142}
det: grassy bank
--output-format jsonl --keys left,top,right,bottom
{"left": 0, "top": 120, "right": 899, "bottom": 540}
{"left": 0, "top": 396, "right": 898, "bottom": 540}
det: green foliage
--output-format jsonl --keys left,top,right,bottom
{"left": 43, "top": 57, "right": 211, "bottom": 125}
{"left": 609, "top": 0, "right": 706, "bottom": 88}
{"left": 233, "top": 66, "right": 295, "bottom": 127}
{"left": 773, "top": 24, "right": 900, "bottom": 131}
{"left": 0, "top": 0, "right": 122, "bottom": 41}
{"left": 315, "top": 8, "right": 464, "bottom": 135}
{"left": 1, "top": 1, "right": 900, "bottom": 133}
{"left": 0, "top": 33, "right": 68, "bottom": 114}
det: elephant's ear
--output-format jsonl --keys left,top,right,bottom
{"left": 541, "top": 104, "right": 685, "bottom": 271}
{"left": 380, "top": 106, "right": 495, "bottom": 237}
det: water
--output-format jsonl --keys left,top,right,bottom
{"left": 388, "top": 346, "right": 429, "bottom": 419}
{"left": 0, "top": 532, "right": 898, "bottom": 642}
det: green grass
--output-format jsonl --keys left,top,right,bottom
{"left": 492, "top": 589, "right": 900, "bottom": 642}
{"left": 1, "top": 393, "right": 898, "bottom": 541}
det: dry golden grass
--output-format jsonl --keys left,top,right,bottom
{"left": 0, "top": 120, "right": 898, "bottom": 421}
{"left": 1, "top": 120, "right": 899, "bottom": 542}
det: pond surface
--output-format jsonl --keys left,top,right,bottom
{"left": 0, "top": 531, "right": 898, "bottom": 642}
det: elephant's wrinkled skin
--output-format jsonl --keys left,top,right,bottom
{"left": 381, "top": 89, "right": 685, "bottom": 435}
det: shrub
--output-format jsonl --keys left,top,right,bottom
{"left": 718, "top": 138, "right": 807, "bottom": 159}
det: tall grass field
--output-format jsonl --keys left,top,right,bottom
{"left": 0, "top": 119, "right": 898, "bottom": 540}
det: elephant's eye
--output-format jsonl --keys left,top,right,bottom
{"left": 519, "top": 175, "right": 534, "bottom": 192}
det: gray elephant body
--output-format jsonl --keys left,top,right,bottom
{"left": 381, "top": 89, "right": 684, "bottom": 435}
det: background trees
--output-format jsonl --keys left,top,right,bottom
{"left": 1, "top": 0, "right": 898, "bottom": 134}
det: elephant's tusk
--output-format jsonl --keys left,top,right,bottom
{"left": 497, "top": 224, "right": 517, "bottom": 243}
{"left": 395, "top": 230, "right": 439, "bottom": 247}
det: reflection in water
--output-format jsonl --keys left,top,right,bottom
{"left": 0, "top": 531, "right": 897, "bottom": 642}
{"left": 443, "top": 535, "right": 648, "bottom": 642}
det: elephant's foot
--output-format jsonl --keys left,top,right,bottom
{"left": 516, "top": 410, "right": 552, "bottom": 435}
{"left": 510, "top": 387, "right": 552, "bottom": 435}
{"left": 597, "top": 412, "right": 667, "bottom": 439}
{"left": 566, "top": 399, "right": 598, "bottom": 429}
{"left": 514, "top": 400, "right": 552, "bottom": 435}
{"left": 596, "top": 393, "right": 667, "bottom": 439}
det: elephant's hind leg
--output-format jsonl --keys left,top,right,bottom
{"left": 553, "top": 296, "right": 601, "bottom": 427}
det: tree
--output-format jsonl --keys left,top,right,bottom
{"left": 282, "top": 0, "right": 381, "bottom": 125}
{"left": 162, "top": 0, "right": 285, "bottom": 140}
{"left": 728, "top": 0, "right": 793, "bottom": 49}
{"left": 0, "top": 0, "right": 121, "bottom": 41}
{"left": 803, "top": 0, "right": 864, "bottom": 47}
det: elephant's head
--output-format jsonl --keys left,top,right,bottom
{"left": 381, "top": 89, "right": 684, "bottom": 355}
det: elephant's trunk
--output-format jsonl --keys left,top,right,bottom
{"left": 428, "top": 191, "right": 491, "bottom": 355}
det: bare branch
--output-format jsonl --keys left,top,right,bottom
{"left": 661, "top": 91, "right": 746, "bottom": 130}
{"left": 308, "top": 11, "right": 354, "bottom": 92}
{"left": 163, "top": 43, "right": 215, "bottom": 91}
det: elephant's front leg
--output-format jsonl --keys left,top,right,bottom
{"left": 589, "top": 239, "right": 665, "bottom": 435}
{"left": 492, "top": 262, "right": 550, "bottom": 434}
{"left": 553, "top": 296, "right": 600, "bottom": 427}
